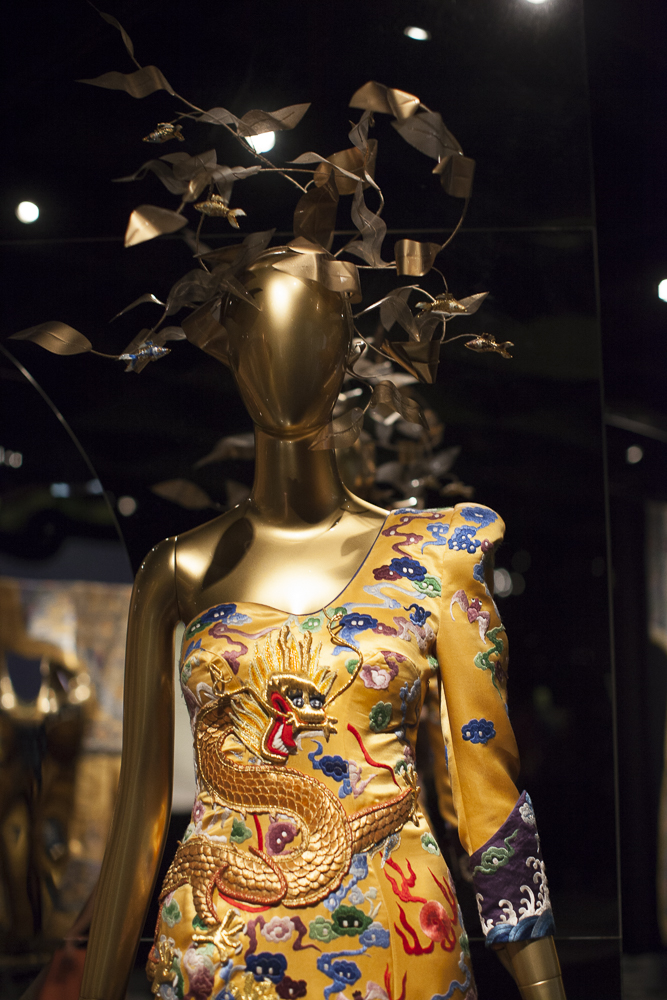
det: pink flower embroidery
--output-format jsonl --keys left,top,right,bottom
{"left": 262, "top": 915, "right": 294, "bottom": 943}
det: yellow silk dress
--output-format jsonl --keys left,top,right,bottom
{"left": 147, "top": 504, "right": 552, "bottom": 1000}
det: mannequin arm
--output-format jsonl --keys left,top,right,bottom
{"left": 80, "top": 538, "right": 180, "bottom": 1000}
{"left": 499, "top": 937, "right": 566, "bottom": 998}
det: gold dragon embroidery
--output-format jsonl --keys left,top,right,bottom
{"left": 159, "top": 623, "right": 419, "bottom": 925}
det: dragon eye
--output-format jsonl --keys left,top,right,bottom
{"left": 309, "top": 694, "right": 324, "bottom": 709}
{"left": 286, "top": 688, "right": 304, "bottom": 707}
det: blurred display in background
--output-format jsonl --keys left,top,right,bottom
{"left": 0, "top": 348, "right": 132, "bottom": 994}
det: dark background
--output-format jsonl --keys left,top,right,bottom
{"left": 1, "top": 0, "right": 666, "bottom": 996}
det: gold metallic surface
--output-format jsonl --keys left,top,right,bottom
{"left": 517, "top": 977, "right": 567, "bottom": 1000}
{"left": 80, "top": 539, "right": 179, "bottom": 1000}
{"left": 160, "top": 704, "right": 415, "bottom": 918}
{"left": 124, "top": 204, "right": 188, "bottom": 246}
{"left": 506, "top": 937, "right": 566, "bottom": 999}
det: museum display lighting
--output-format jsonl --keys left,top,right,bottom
{"left": 15, "top": 201, "right": 39, "bottom": 223}
{"left": 246, "top": 131, "right": 275, "bottom": 153}
{"left": 403, "top": 26, "right": 431, "bottom": 41}
{"left": 658, "top": 279, "right": 667, "bottom": 302}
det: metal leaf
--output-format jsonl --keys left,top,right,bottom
{"left": 394, "top": 239, "right": 442, "bottom": 277}
{"left": 293, "top": 172, "right": 339, "bottom": 251}
{"left": 392, "top": 112, "right": 462, "bottom": 161}
{"left": 151, "top": 479, "right": 214, "bottom": 510}
{"left": 95, "top": 9, "right": 139, "bottom": 65}
{"left": 78, "top": 66, "right": 174, "bottom": 98}
{"left": 415, "top": 312, "right": 444, "bottom": 342}
{"left": 349, "top": 82, "right": 420, "bottom": 121}
{"left": 383, "top": 340, "right": 441, "bottom": 383}
{"left": 198, "top": 229, "right": 275, "bottom": 271}
{"left": 181, "top": 301, "right": 230, "bottom": 365}
{"left": 369, "top": 381, "right": 428, "bottom": 428}
{"left": 313, "top": 142, "right": 378, "bottom": 196}
{"left": 111, "top": 293, "right": 165, "bottom": 321}
{"left": 237, "top": 103, "right": 310, "bottom": 136}
{"left": 432, "top": 154, "right": 476, "bottom": 199}
{"left": 194, "top": 433, "right": 255, "bottom": 468}
{"left": 348, "top": 110, "right": 374, "bottom": 154}
{"left": 154, "top": 326, "right": 186, "bottom": 345}
{"left": 9, "top": 322, "right": 93, "bottom": 355}
{"left": 165, "top": 270, "right": 221, "bottom": 315}
{"left": 197, "top": 107, "right": 242, "bottom": 127}
{"left": 167, "top": 149, "right": 217, "bottom": 181}
{"left": 289, "top": 152, "right": 361, "bottom": 185}
{"left": 428, "top": 446, "right": 461, "bottom": 477}
{"left": 346, "top": 182, "right": 388, "bottom": 267}
{"left": 124, "top": 205, "right": 187, "bottom": 247}
{"left": 309, "top": 407, "right": 365, "bottom": 451}
{"left": 272, "top": 254, "right": 361, "bottom": 301}
{"left": 213, "top": 164, "right": 262, "bottom": 203}
{"left": 113, "top": 158, "right": 188, "bottom": 195}
{"left": 380, "top": 294, "right": 419, "bottom": 341}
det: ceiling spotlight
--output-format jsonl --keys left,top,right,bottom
{"left": 404, "top": 26, "right": 431, "bottom": 41}
{"left": 524, "top": 0, "right": 549, "bottom": 4}
{"left": 626, "top": 445, "right": 643, "bottom": 464}
{"left": 246, "top": 131, "right": 275, "bottom": 153}
{"left": 658, "top": 279, "right": 667, "bottom": 302}
{"left": 16, "top": 201, "right": 39, "bottom": 224}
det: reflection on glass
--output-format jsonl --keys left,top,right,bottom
{"left": 0, "top": 347, "right": 132, "bottom": 997}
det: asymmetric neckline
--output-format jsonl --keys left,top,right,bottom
{"left": 184, "top": 510, "right": 396, "bottom": 628}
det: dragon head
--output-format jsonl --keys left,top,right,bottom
{"left": 231, "top": 624, "right": 337, "bottom": 764}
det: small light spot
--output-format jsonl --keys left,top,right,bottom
{"left": 493, "top": 568, "right": 513, "bottom": 597}
{"left": 510, "top": 572, "right": 526, "bottom": 596}
{"left": 659, "top": 279, "right": 667, "bottom": 302}
{"left": 50, "top": 482, "right": 70, "bottom": 498}
{"left": 246, "top": 131, "right": 275, "bottom": 153}
{"left": 523, "top": 0, "right": 549, "bottom": 4}
{"left": 16, "top": 201, "right": 39, "bottom": 223}
{"left": 404, "top": 25, "right": 431, "bottom": 41}
{"left": 117, "top": 495, "right": 137, "bottom": 516}
{"left": 86, "top": 478, "right": 103, "bottom": 495}
{"left": 626, "top": 445, "right": 643, "bottom": 464}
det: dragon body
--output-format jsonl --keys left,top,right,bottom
{"left": 159, "top": 625, "right": 418, "bottom": 925}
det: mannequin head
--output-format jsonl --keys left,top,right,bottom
{"left": 222, "top": 249, "right": 350, "bottom": 438}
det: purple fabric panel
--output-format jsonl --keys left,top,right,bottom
{"left": 470, "top": 790, "right": 554, "bottom": 945}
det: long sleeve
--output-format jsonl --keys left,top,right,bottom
{"left": 435, "top": 504, "right": 555, "bottom": 945}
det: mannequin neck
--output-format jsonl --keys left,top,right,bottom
{"left": 248, "top": 426, "right": 349, "bottom": 527}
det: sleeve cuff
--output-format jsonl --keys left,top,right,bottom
{"left": 470, "top": 790, "right": 555, "bottom": 946}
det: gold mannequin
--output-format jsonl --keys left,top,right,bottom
{"left": 79, "top": 250, "right": 566, "bottom": 1000}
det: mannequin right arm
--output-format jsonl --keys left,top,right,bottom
{"left": 80, "top": 538, "right": 180, "bottom": 1000}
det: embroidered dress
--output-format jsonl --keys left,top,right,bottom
{"left": 148, "top": 504, "right": 554, "bottom": 1000}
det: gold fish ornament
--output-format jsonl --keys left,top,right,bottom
{"left": 194, "top": 194, "right": 247, "bottom": 228}
{"left": 465, "top": 334, "right": 514, "bottom": 359}
{"left": 416, "top": 293, "right": 470, "bottom": 315}
{"left": 143, "top": 122, "right": 184, "bottom": 143}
